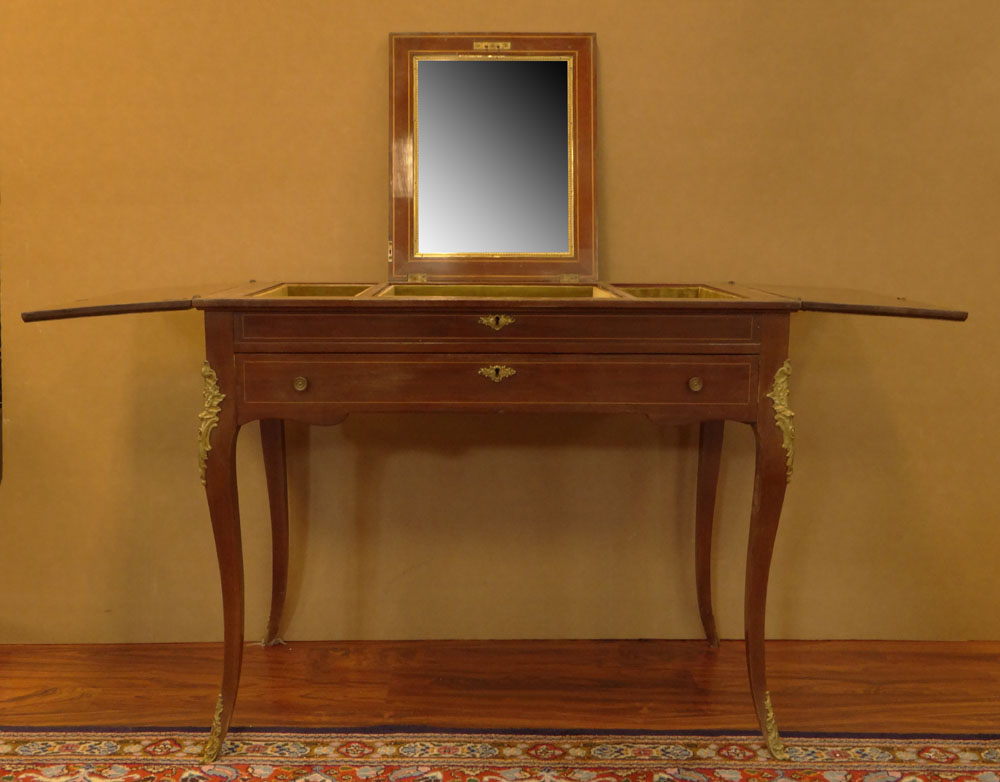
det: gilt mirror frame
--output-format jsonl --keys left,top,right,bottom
{"left": 389, "top": 33, "right": 597, "bottom": 283}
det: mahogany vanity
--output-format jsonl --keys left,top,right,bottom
{"left": 23, "top": 33, "right": 966, "bottom": 762}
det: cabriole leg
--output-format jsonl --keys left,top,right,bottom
{"left": 260, "top": 418, "right": 289, "bottom": 646}
{"left": 695, "top": 420, "right": 724, "bottom": 647}
{"left": 745, "top": 358, "right": 794, "bottom": 761}
{"left": 199, "top": 360, "right": 245, "bottom": 763}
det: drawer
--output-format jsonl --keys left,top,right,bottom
{"left": 235, "top": 311, "right": 759, "bottom": 354}
{"left": 237, "top": 354, "right": 758, "bottom": 416}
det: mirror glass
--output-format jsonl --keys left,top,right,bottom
{"left": 415, "top": 58, "right": 572, "bottom": 256}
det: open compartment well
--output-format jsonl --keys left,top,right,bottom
{"left": 377, "top": 284, "right": 620, "bottom": 299}
{"left": 615, "top": 285, "right": 743, "bottom": 300}
{"left": 252, "top": 284, "right": 375, "bottom": 298}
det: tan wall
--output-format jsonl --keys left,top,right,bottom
{"left": 1, "top": 0, "right": 997, "bottom": 643}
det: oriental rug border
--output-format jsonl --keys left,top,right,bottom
{"left": 1, "top": 728, "right": 999, "bottom": 781}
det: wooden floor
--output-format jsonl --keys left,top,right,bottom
{"left": 1, "top": 640, "right": 998, "bottom": 734}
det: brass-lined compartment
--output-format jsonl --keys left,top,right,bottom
{"left": 616, "top": 285, "right": 742, "bottom": 300}
{"left": 253, "top": 283, "right": 374, "bottom": 298}
{"left": 377, "top": 284, "right": 619, "bottom": 299}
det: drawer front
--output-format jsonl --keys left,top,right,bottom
{"left": 238, "top": 354, "right": 758, "bottom": 416}
{"left": 235, "top": 311, "right": 759, "bottom": 354}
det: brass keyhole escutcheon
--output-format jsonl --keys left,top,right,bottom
{"left": 688, "top": 376, "right": 704, "bottom": 392}
{"left": 478, "top": 365, "right": 516, "bottom": 383}
{"left": 293, "top": 376, "right": 309, "bottom": 392}
{"left": 478, "top": 314, "right": 516, "bottom": 331}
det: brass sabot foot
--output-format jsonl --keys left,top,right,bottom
{"left": 764, "top": 691, "right": 790, "bottom": 761}
{"left": 201, "top": 693, "right": 225, "bottom": 763}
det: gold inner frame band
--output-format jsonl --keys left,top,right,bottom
{"left": 412, "top": 54, "right": 575, "bottom": 260}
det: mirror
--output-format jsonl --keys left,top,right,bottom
{"left": 415, "top": 57, "right": 572, "bottom": 255}
{"left": 390, "top": 34, "right": 596, "bottom": 283}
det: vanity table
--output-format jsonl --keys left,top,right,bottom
{"left": 23, "top": 33, "right": 966, "bottom": 762}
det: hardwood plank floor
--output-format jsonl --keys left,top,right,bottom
{"left": 0, "top": 640, "right": 998, "bottom": 734}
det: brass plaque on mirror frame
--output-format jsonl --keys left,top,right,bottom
{"left": 389, "top": 33, "right": 597, "bottom": 284}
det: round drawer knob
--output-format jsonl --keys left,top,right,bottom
{"left": 292, "top": 376, "right": 309, "bottom": 392}
{"left": 687, "top": 376, "right": 704, "bottom": 392}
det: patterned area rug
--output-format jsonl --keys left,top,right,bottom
{"left": 1, "top": 728, "right": 999, "bottom": 781}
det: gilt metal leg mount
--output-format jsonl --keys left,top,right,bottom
{"left": 766, "top": 359, "right": 795, "bottom": 483}
{"left": 198, "top": 362, "right": 225, "bottom": 487}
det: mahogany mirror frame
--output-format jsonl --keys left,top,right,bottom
{"left": 389, "top": 33, "right": 597, "bottom": 283}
